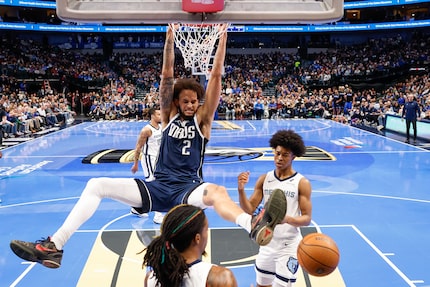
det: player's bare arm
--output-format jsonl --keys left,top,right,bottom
{"left": 237, "top": 172, "right": 264, "bottom": 214}
{"left": 160, "top": 26, "right": 175, "bottom": 126}
{"left": 131, "top": 127, "right": 153, "bottom": 173}
{"left": 198, "top": 24, "right": 228, "bottom": 139}
{"left": 206, "top": 265, "right": 238, "bottom": 287}
{"left": 284, "top": 177, "right": 312, "bottom": 226}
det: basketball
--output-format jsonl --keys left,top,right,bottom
{"left": 297, "top": 233, "right": 340, "bottom": 277}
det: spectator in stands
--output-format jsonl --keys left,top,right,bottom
{"left": 268, "top": 98, "right": 278, "bottom": 119}
{"left": 1, "top": 29, "right": 430, "bottom": 139}
{"left": 254, "top": 99, "right": 264, "bottom": 120}
{"left": 225, "top": 100, "right": 235, "bottom": 120}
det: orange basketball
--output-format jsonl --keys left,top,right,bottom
{"left": 297, "top": 233, "right": 340, "bottom": 277}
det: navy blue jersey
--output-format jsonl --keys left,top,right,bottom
{"left": 154, "top": 114, "right": 207, "bottom": 183}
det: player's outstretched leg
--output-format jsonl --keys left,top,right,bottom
{"left": 250, "top": 188, "right": 287, "bottom": 246}
{"left": 10, "top": 237, "right": 63, "bottom": 268}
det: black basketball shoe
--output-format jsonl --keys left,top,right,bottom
{"left": 10, "top": 237, "right": 63, "bottom": 268}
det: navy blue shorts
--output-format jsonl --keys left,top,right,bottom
{"left": 135, "top": 178, "right": 203, "bottom": 213}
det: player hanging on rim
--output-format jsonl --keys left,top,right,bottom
{"left": 237, "top": 129, "right": 313, "bottom": 287}
{"left": 10, "top": 24, "right": 286, "bottom": 269}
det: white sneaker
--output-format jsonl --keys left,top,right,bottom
{"left": 130, "top": 207, "right": 149, "bottom": 218}
{"left": 153, "top": 212, "right": 165, "bottom": 224}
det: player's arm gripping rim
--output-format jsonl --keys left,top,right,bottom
{"left": 197, "top": 23, "right": 229, "bottom": 140}
{"left": 160, "top": 26, "right": 175, "bottom": 128}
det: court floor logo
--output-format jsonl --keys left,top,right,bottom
{"left": 76, "top": 226, "right": 346, "bottom": 286}
{"left": 77, "top": 228, "right": 259, "bottom": 286}
{"left": 82, "top": 146, "right": 335, "bottom": 164}
{"left": 0, "top": 161, "right": 52, "bottom": 176}
{"left": 331, "top": 137, "right": 363, "bottom": 148}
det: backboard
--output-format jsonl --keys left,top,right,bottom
{"left": 56, "top": 0, "right": 344, "bottom": 24}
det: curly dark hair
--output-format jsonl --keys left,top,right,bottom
{"left": 173, "top": 78, "right": 205, "bottom": 101}
{"left": 142, "top": 204, "right": 206, "bottom": 287}
{"left": 269, "top": 129, "right": 306, "bottom": 157}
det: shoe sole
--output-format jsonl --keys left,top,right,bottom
{"left": 10, "top": 240, "right": 61, "bottom": 269}
{"left": 255, "top": 189, "right": 287, "bottom": 245}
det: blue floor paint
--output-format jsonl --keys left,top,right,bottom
{"left": 1, "top": 119, "right": 429, "bottom": 287}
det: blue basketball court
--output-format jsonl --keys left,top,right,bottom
{"left": 1, "top": 119, "right": 429, "bottom": 287}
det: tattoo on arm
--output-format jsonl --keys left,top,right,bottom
{"left": 160, "top": 77, "right": 174, "bottom": 107}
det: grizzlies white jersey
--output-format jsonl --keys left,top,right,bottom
{"left": 146, "top": 260, "right": 213, "bottom": 287}
{"left": 263, "top": 170, "right": 304, "bottom": 241}
{"left": 143, "top": 123, "right": 162, "bottom": 157}
{"left": 140, "top": 123, "right": 162, "bottom": 181}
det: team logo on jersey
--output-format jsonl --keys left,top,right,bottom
{"left": 287, "top": 256, "right": 299, "bottom": 274}
{"left": 168, "top": 123, "right": 196, "bottom": 139}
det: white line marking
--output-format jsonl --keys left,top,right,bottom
{"left": 0, "top": 197, "right": 79, "bottom": 209}
{"left": 10, "top": 262, "right": 37, "bottom": 287}
{"left": 350, "top": 225, "right": 418, "bottom": 287}
{"left": 320, "top": 224, "right": 421, "bottom": 286}
{"left": 245, "top": 121, "right": 257, "bottom": 130}
{"left": 226, "top": 188, "right": 430, "bottom": 204}
{"left": 314, "top": 190, "right": 430, "bottom": 204}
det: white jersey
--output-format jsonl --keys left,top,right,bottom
{"left": 143, "top": 123, "right": 162, "bottom": 157}
{"left": 263, "top": 170, "right": 303, "bottom": 241}
{"left": 146, "top": 260, "right": 213, "bottom": 287}
{"left": 140, "top": 123, "right": 162, "bottom": 181}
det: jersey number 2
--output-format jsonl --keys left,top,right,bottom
{"left": 182, "top": 140, "right": 191, "bottom": 155}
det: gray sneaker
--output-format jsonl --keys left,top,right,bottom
{"left": 249, "top": 189, "right": 287, "bottom": 246}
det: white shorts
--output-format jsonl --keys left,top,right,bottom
{"left": 255, "top": 235, "right": 301, "bottom": 287}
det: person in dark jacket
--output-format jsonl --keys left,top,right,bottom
{"left": 0, "top": 105, "right": 7, "bottom": 147}
{"left": 402, "top": 93, "right": 421, "bottom": 143}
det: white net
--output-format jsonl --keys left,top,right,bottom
{"left": 169, "top": 23, "right": 229, "bottom": 76}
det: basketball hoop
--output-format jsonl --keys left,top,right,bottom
{"left": 169, "top": 23, "right": 229, "bottom": 76}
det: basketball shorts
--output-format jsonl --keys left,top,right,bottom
{"left": 255, "top": 235, "right": 301, "bottom": 287}
{"left": 135, "top": 178, "right": 207, "bottom": 213}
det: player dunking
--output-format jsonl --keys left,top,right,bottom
{"left": 10, "top": 24, "right": 286, "bottom": 269}
{"left": 237, "top": 130, "right": 313, "bottom": 287}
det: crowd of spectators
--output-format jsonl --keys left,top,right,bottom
{"left": 1, "top": 31, "right": 430, "bottom": 143}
